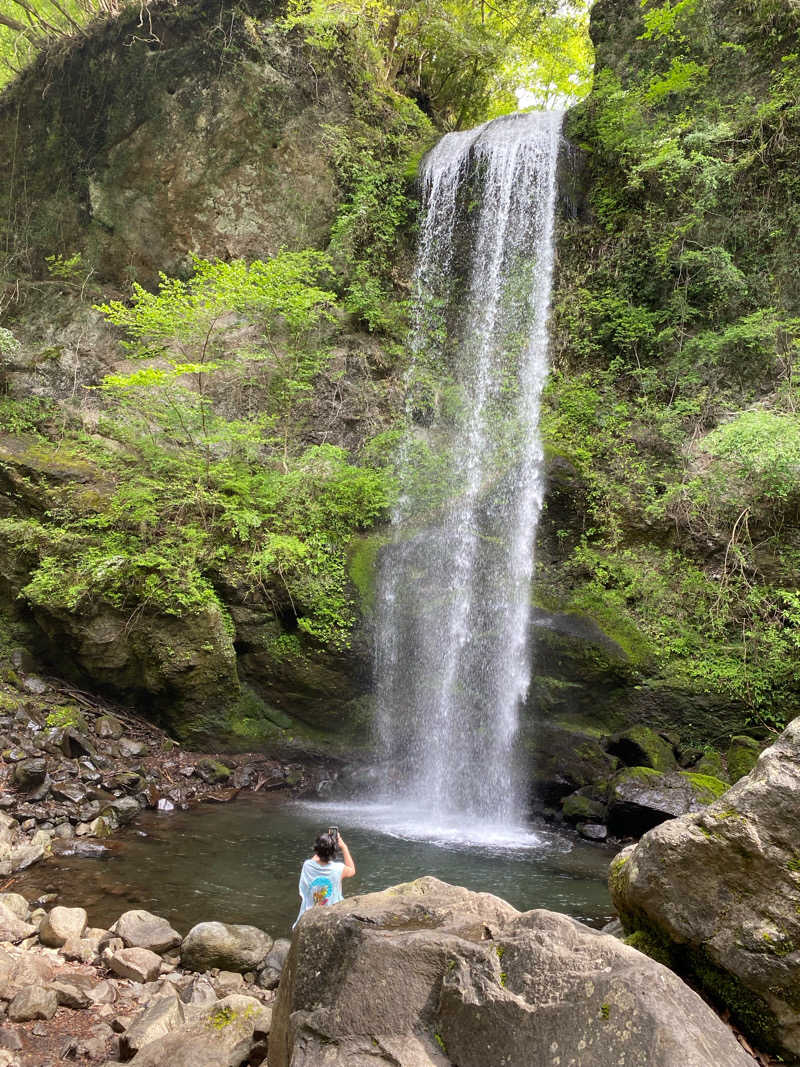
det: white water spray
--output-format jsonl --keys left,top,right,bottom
{"left": 373, "top": 111, "right": 564, "bottom": 834}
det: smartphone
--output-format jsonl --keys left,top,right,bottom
{"left": 328, "top": 826, "right": 339, "bottom": 843}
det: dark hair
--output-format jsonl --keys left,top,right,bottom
{"left": 314, "top": 832, "right": 336, "bottom": 862}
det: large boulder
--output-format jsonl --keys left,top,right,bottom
{"left": 111, "top": 910, "right": 182, "bottom": 955}
{"left": 269, "top": 877, "right": 752, "bottom": 1067}
{"left": 607, "top": 767, "right": 728, "bottom": 836}
{"left": 180, "top": 921, "right": 272, "bottom": 973}
{"left": 38, "top": 905, "right": 87, "bottom": 948}
{"left": 610, "top": 716, "right": 800, "bottom": 1059}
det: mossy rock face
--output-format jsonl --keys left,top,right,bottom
{"left": 525, "top": 720, "right": 619, "bottom": 808}
{"left": 726, "top": 735, "right": 762, "bottom": 783}
{"left": 609, "top": 717, "right": 800, "bottom": 1059}
{"left": 561, "top": 789, "right": 607, "bottom": 825}
{"left": 607, "top": 725, "right": 677, "bottom": 773}
{"left": 690, "top": 748, "right": 728, "bottom": 783}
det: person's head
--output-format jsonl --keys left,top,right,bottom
{"left": 314, "top": 832, "right": 336, "bottom": 862}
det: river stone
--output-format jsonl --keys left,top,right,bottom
{"left": 126, "top": 994, "right": 268, "bottom": 1067}
{"left": 607, "top": 766, "right": 728, "bottom": 836}
{"left": 120, "top": 994, "right": 185, "bottom": 1058}
{"left": 108, "top": 947, "right": 162, "bottom": 983}
{"left": 39, "top": 905, "right": 87, "bottom": 947}
{"left": 610, "top": 716, "right": 800, "bottom": 1059}
{"left": 111, "top": 910, "right": 182, "bottom": 954}
{"left": 102, "top": 796, "right": 141, "bottom": 825}
{"left": 180, "top": 921, "right": 272, "bottom": 973}
{"left": 0, "top": 894, "right": 30, "bottom": 921}
{"left": 269, "top": 876, "right": 752, "bottom": 1067}
{"left": 12, "top": 758, "right": 46, "bottom": 791}
{"left": 0, "top": 901, "right": 35, "bottom": 943}
{"left": 8, "top": 985, "right": 58, "bottom": 1022}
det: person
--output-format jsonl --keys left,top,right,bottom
{"left": 293, "top": 829, "right": 355, "bottom": 928}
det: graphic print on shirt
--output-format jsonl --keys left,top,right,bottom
{"left": 311, "top": 876, "right": 335, "bottom": 906}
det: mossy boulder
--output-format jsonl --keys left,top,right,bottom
{"left": 726, "top": 735, "right": 762, "bottom": 783}
{"left": 608, "top": 767, "right": 728, "bottom": 838}
{"left": 526, "top": 720, "right": 619, "bottom": 808}
{"left": 561, "top": 788, "right": 607, "bottom": 825}
{"left": 607, "top": 725, "right": 677, "bottom": 773}
{"left": 609, "top": 717, "right": 800, "bottom": 1059}
{"left": 690, "top": 748, "right": 728, "bottom": 782}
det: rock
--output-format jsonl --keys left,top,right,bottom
{"left": 578, "top": 821, "right": 608, "bottom": 841}
{"left": 726, "top": 734, "right": 761, "bottom": 783}
{"left": 528, "top": 721, "right": 619, "bottom": 806}
{"left": 117, "top": 738, "right": 147, "bottom": 759}
{"left": 180, "top": 976, "right": 217, "bottom": 1007}
{"left": 690, "top": 748, "right": 728, "bottom": 782}
{"left": 108, "top": 947, "right": 162, "bottom": 983}
{"left": 12, "top": 758, "right": 46, "bottom": 791}
{"left": 0, "top": 1028, "right": 21, "bottom": 1051}
{"left": 60, "top": 936, "right": 97, "bottom": 963}
{"left": 38, "top": 905, "right": 87, "bottom": 947}
{"left": 125, "top": 995, "right": 267, "bottom": 1067}
{"left": 214, "top": 970, "right": 244, "bottom": 992}
{"left": 180, "top": 921, "right": 272, "bottom": 973}
{"left": 257, "top": 938, "right": 291, "bottom": 990}
{"left": 610, "top": 716, "right": 800, "bottom": 1059}
{"left": 0, "top": 894, "right": 30, "bottom": 921}
{"left": 50, "top": 780, "right": 88, "bottom": 804}
{"left": 8, "top": 985, "right": 58, "bottom": 1021}
{"left": 607, "top": 767, "right": 728, "bottom": 836}
{"left": 119, "top": 995, "right": 185, "bottom": 1058}
{"left": 269, "top": 877, "right": 751, "bottom": 1067}
{"left": 95, "top": 714, "right": 124, "bottom": 740}
{"left": 102, "top": 796, "right": 141, "bottom": 825}
{"left": 195, "top": 759, "right": 232, "bottom": 785}
{"left": 21, "top": 675, "right": 48, "bottom": 695}
{"left": 111, "top": 910, "right": 182, "bottom": 955}
{"left": 49, "top": 979, "right": 91, "bottom": 1009}
{"left": 0, "top": 902, "right": 35, "bottom": 944}
{"left": 560, "top": 789, "right": 606, "bottom": 824}
{"left": 88, "top": 980, "right": 118, "bottom": 1005}
{"left": 607, "top": 725, "right": 677, "bottom": 772}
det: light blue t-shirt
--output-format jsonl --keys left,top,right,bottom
{"left": 293, "top": 858, "right": 345, "bottom": 928}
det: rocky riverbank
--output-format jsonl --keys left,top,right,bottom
{"left": 0, "top": 667, "right": 329, "bottom": 883}
{"left": 0, "top": 893, "right": 284, "bottom": 1066}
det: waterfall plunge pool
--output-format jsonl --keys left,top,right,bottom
{"left": 12, "top": 793, "right": 615, "bottom": 936}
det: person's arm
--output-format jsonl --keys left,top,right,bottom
{"left": 337, "top": 835, "right": 356, "bottom": 878}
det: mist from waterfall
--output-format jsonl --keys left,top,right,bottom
{"left": 373, "top": 110, "right": 564, "bottom": 834}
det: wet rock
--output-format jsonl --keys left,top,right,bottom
{"left": 8, "top": 985, "right": 58, "bottom": 1021}
{"left": 119, "top": 994, "right": 185, "bottom": 1058}
{"left": 39, "top": 905, "right": 87, "bottom": 947}
{"left": 12, "top": 758, "right": 46, "bottom": 791}
{"left": 106, "top": 771, "right": 144, "bottom": 793}
{"left": 195, "top": 759, "right": 232, "bottom": 785}
{"left": 561, "top": 789, "right": 606, "bottom": 824}
{"left": 270, "top": 877, "right": 751, "bottom": 1067}
{"left": 180, "top": 921, "right": 272, "bottom": 974}
{"left": 111, "top": 910, "right": 182, "bottom": 955}
{"left": 102, "top": 796, "right": 140, "bottom": 825}
{"left": 50, "top": 781, "right": 88, "bottom": 805}
{"left": 610, "top": 717, "right": 800, "bottom": 1059}
{"left": 108, "top": 947, "right": 162, "bottom": 983}
{"left": 578, "top": 822, "right": 608, "bottom": 841}
{"left": 95, "top": 714, "right": 124, "bottom": 740}
{"left": 607, "top": 725, "right": 677, "bottom": 773}
{"left": 726, "top": 734, "right": 761, "bottom": 783}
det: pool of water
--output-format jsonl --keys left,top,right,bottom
{"left": 12, "top": 794, "right": 616, "bottom": 938}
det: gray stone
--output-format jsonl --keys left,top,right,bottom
{"left": 12, "top": 758, "right": 46, "bottom": 791}
{"left": 119, "top": 994, "right": 185, "bottom": 1058}
{"left": 257, "top": 938, "right": 290, "bottom": 990}
{"left": 180, "top": 921, "right": 272, "bottom": 973}
{"left": 126, "top": 995, "right": 269, "bottom": 1067}
{"left": 108, "top": 947, "right": 162, "bottom": 983}
{"left": 102, "top": 796, "right": 141, "bottom": 826}
{"left": 0, "top": 902, "right": 35, "bottom": 944}
{"left": 610, "top": 716, "right": 800, "bottom": 1060}
{"left": 21, "top": 676, "right": 48, "bottom": 695}
{"left": 577, "top": 821, "right": 608, "bottom": 841}
{"left": 49, "top": 979, "right": 91, "bottom": 1009}
{"left": 269, "top": 877, "right": 752, "bottom": 1067}
{"left": 607, "top": 767, "right": 727, "bottom": 836}
{"left": 8, "top": 985, "right": 58, "bottom": 1021}
{"left": 95, "top": 714, "right": 124, "bottom": 740}
{"left": 111, "top": 910, "right": 182, "bottom": 954}
{"left": 118, "top": 738, "right": 147, "bottom": 759}
{"left": 50, "top": 780, "right": 88, "bottom": 804}
{"left": 38, "top": 905, "right": 87, "bottom": 947}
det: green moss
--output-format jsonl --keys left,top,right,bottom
{"left": 679, "top": 772, "right": 729, "bottom": 804}
{"left": 347, "top": 532, "right": 386, "bottom": 613}
{"left": 684, "top": 946, "right": 779, "bottom": 1053}
{"left": 727, "top": 736, "right": 762, "bottom": 783}
{"left": 434, "top": 1033, "right": 448, "bottom": 1055}
{"left": 624, "top": 929, "right": 674, "bottom": 968}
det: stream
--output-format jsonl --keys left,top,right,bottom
{"left": 11, "top": 793, "right": 615, "bottom": 938}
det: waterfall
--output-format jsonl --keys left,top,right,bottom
{"left": 374, "top": 110, "right": 564, "bottom": 832}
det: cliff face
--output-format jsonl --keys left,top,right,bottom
{"left": 535, "top": 0, "right": 800, "bottom": 758}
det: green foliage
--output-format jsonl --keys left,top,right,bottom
{"left": 45, "top": 705, "right": 82, "bottom": 728}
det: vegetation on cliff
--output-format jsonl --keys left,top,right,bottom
{"left": 544, "top": 0, "right": 800, "bottom": 731}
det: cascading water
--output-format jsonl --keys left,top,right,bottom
{"left": 373, "top": 110, "right": 564, "bottom": 836}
